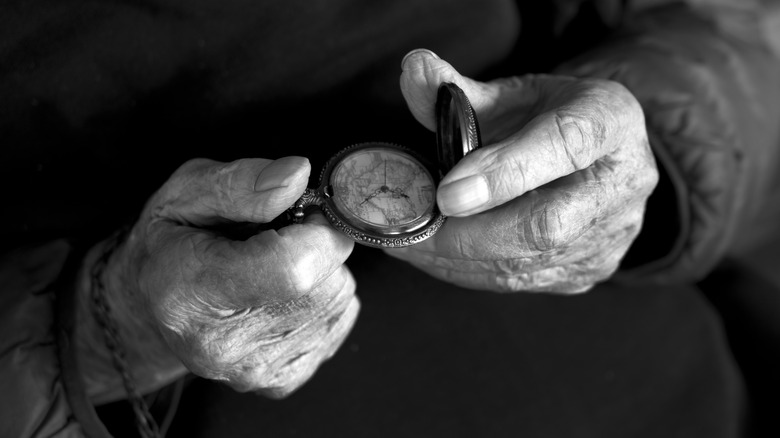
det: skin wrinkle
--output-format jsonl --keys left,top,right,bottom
{"left": 552, "top": 110, "right": 595, "bottom": 172}
{"left": 403, "top": 169, "right": 618, "bottom": 266}
{"left": 161, "top": 255, "right": 298, "bottom": 364}
{"left": 191, "top": 321, "right": 283, "bottom": 380}
{"left": 191, "top": 239, "right": 247, "bottom": 309}
{"left": 427, "top": 263, "right": 576, "bottom": 294}
{"left": 285, "top": 351, "right": 309, "bottom": 367}
{"left": 397, "top": 178, "right": 642, "bottom": 292}
{"left": 216, "top": 163, "right": 240, "bottom": 217}
{"left": 257, "top": 231, "right": 304, "bottom": 300}
{"left": 222, "top": 298, "right": 355, "bottom": 391}
{"left": 215, "top": 323, "right": 271, "bottom": 365}
{"left": 501, "top": 267, "right": 590, "bottom": 294}
{"left": 325, "top": 313, "right": 342, "bottom": 332}
{"left": 260, "top": 295, "right": 316, "bottom": 318}
{"left": 451, "top": 227, "right": 471, "bottom": 259}
{"left": 526, "top": 197, "right": 552, "bottom": 253}
{"left": 146, "top": 240, "right": 207, "bottom": 326}
{"left": 279, "top": 238, "right": 318, "bottom": 298}
{"left": 194, "top": 270, "right": 352, "bottom": 372}
{"left": 492, "top": 257, "right": 533, "bottom": 275}
{"left": 406, "top": 252, "right": 539, "bottom": 275}
{"left": 493, "top": 142, "right": 530, "bottom": 199}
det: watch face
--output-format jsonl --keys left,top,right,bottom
{"left": 329, "top": 147, "right": 436, "bottom": 233}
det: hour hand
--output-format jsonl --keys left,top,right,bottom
{"left": 361, "top": 188, "right": 382, "bottom": 205}
{"left": 391, "top": 187, "right": 410, "bottom": 199}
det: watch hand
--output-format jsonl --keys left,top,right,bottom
{"left": 361, "top": 187, "right": 383, "bottom": 205}
{"left": 391, "top": 187, "right": 410, "bottom": 199}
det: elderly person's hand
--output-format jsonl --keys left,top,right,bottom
{"left": 80, "top": 156, "right": 359, "bottom": 400}
{"left": 386, "top": 50, "right": 658, "bottom": 293}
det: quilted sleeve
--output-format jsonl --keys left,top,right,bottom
{"left": 0, "top": 241, "right": 93, "bottom": 437}
{"left": 554, "top": 3, "right": 780, "bottom": 283}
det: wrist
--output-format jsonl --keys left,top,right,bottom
{"left": 74, "top": 232, "right": 187, "bottom": 405}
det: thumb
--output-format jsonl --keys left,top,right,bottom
{"left": 151, "top": 156, "right": 311, "bottom": 226}
{"left": 400, "top": 49, "right": 498, "bottom": 132}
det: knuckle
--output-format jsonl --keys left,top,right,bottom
{"left": 175, "top": 328, "right": 239, "bottom": 380}
{"left": 519, "top": 200, "right": 565, "bottom": 253}
{"left": 167, "top": 158, "right": 220, "bottom": 194}
{"left": 225, "top": 357, "right": 311, "bottom": 397}
{"left": 287, "top": 258, "right": 319, "bottom": 296}
{"left": 173, "top": 158, "right": 215, "bottom": 178}
{"left": 263, "top": 235, "right": 319, "bottom": 298}
{"left": 592, "top": 258, "right": 620, "bottom": 284}
{"left": 148, "top": 158, "right": 216, "bottom": 212}
{"left": 561, "top": 283, "right": 595, "bottom": 295}
{"left": 270, "top": 354, "right": 314, "bottom": 388}
{"left": 590, "top": 78, "right": 645, "bottom": 133}
{"left": 640, "top": 156, "right": 660, "bottom": 197}
{"left": 258, "top": 384, "right": 300, "bottom": 400}
{"left": 497, "top": 273, "right": 531, "bottom": 292}
{"left": 550, "top": 109, "right": 604, "bottom": 171}
{"left": 209, "top": 161, "right": 249, "bottom": 216}
{"left": 334, "top": 266, "right": 358, "bottom": 298}
{"left": 490, "top": 146, "right": 530, "bottom": 197}
{"left": 318, "top": 294, "right": 359, "bottom": 335}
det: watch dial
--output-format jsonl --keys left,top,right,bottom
{"left": 330, "top": 148, "right": 435, "bottom": 228}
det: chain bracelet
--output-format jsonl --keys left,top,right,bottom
{"left": 90, "top": 229, "right": 162, "bottom": 438}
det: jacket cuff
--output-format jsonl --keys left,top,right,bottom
{"left": 617, "top": 131, "right": 693, "bottom": 282}
{"left": 0, "top": 240, "right": 105, "bottom": 437}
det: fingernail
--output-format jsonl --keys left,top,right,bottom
{"left": 401, "top": 48, "right": 440, "bottom": 71}
{"left": 437, "top": 174, "right": 490, "bottom": 216}
{"left": 254, "top": 156, "right": 309, "bottom": 192}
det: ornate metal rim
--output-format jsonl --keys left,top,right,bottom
{"left": 321, "top": 202, "right": 446, "bottom": 248}
{"left": 318, "top": 142, "right": 446, "bottom": 248}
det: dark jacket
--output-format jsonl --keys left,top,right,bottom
{"left": 1, "top": 0, "right": 779, "bottom": 436}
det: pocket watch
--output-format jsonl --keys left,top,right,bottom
{"left": 289, "top": 82, "right": 481, "bottom": 248}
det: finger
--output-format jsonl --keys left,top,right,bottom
{"left": 148, "top": 211, "right": 355, "bottom": 314}
{"left": 400, "top": 49, "right": 500, "bottom": 132}
{"left": 391, "top": 171, "right": 609, "bottom": 261}
{"left": 400, "top": 49, "right": 542, "bottom": 142}
{"left": 172, "top": 265, "right": 360, "bottom": 396}
{"left": 150, "top": 156, "right": 311, "bottom": 226}
{"left": 385, "top": 184, "right": 638, "bottom": 294}
{"left": 385, "top": 165, "right": 639, "bottom": 285}
{"left": 250, "top": 268, "right": 360, "bottom": 398}
{"left": 436, "top": 79, "right": 646, "bottom": 216}
{"left": 389, "top": 260, "right": 596, "bottom": 294}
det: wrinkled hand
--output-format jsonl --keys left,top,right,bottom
{"left": 95, "top": 156, "right": 359, "bottom": 398}
{"left": 385, "top": 50, "right": 658, "bottom": 293}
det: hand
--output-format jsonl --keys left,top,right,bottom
{"left": 385, "top": 50, "right": 658, "bottom": 293}
{"left": 80, "top": 156, "right": 359, "bottom": 400}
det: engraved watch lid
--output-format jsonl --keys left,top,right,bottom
{"left": 435, "top": 82, "right": 482, "bottom": 177}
